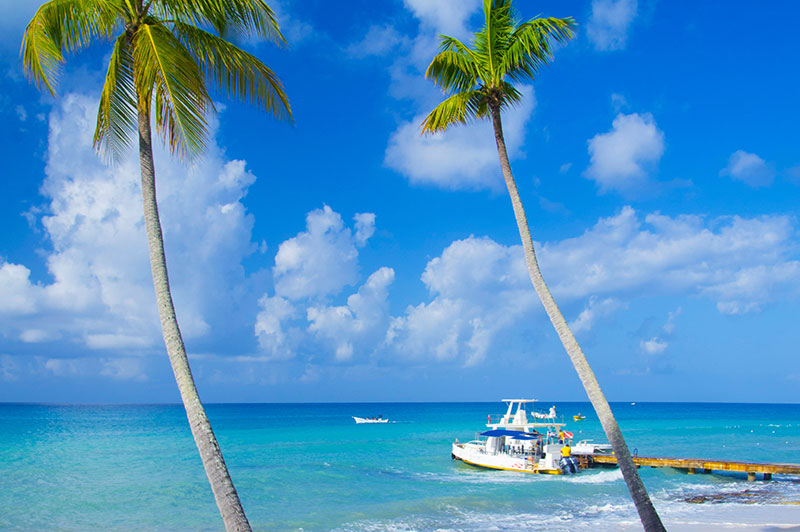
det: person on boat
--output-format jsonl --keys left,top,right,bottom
{"left": 560, "top": 444, "right": 577, "bottom": 474}
{"left": 549, "top": 405, "right": 556, "bottom": 419}
{"left": 558, "top": 429, "right": 565, "bottom": 443}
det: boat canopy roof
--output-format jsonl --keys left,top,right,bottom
{"left": 480, "top": 429, "right": 541, "bottom": 439}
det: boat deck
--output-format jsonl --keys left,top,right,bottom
{"left": 585, "top": 453, "right": 800, "bottom": 481}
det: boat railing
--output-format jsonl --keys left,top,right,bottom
{"left": 487, "top": 412, "right": 564, "bottom": 425}
{"left": 474, "top": 444, "right": 542, "bottom": 459}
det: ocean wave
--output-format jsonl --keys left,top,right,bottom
{"left": 561, "top": 469, "right": 623, "bottom": 484}
{"left": 332, "top": 499, "right": 651, "bottom": 532}
{"left": 334, "top": 508, "right": 616, "bottom": 532}
{"left": 333, "top": 500, "right": 800, "bottom": 532}
{"left": 413, "top": 470, "right": 541, "bottom": 484}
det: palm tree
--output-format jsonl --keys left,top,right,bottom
{"left": 22, "top": 1, "right": 291, "bottom": 530}
{"left": 421, "top": 1, "right": 665, "bottom": 530}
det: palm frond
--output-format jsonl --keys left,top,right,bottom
{"left": 438, "top": 35, "right": 473, "bottom": 56}
{"left": 133, "top": 22, "right": 211, "bottom": 159}
{"left": 174, "top": 22, "right": 292, "bottom": 122}
{"left": 420, "top": 90, "right": 483, "bottom": 134}
{"left": 497, "top": 82, "right": 522, "bottom": 110}
{"left": 21, "top": 0, "right": 123, "bottom": 95}
{"left": 425, "top": 48, "right": 481, "bottom": 94}
{"left": 475, "top": 0, "right": 515, "bottom": 83}
{"left": 501, "top": 17, "right": 575, "bottom": 83}
{"left": 422, "top": 0, "right": 574, "bottom": 136}
{"left": 156, "top": 0, "right": 286, "bottom": 45}
{"left": 94, "top": 33, "right": 138, "bottom": 158}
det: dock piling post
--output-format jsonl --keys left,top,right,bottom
{"left": 747, "top": 472, "right": 756, "bottom": 481}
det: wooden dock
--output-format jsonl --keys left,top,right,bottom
{"left": 584, "top": 454, "right": 800, "bottom": 481}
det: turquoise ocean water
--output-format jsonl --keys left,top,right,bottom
{"left": 1, "top": 402, "right": 799, "bottom": 531}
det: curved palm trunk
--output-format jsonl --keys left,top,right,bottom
{"left": 137, "top": 108, "right": 253, "bottom": 532}
{"left": 489, "top": 106, "right": 666, "bottom": 532}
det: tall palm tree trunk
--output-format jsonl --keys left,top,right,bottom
{"left": 137, "top": 107, "right": 253, "bottom": 532}
{"left": 489, "top": 106, "right": 666, "bottom": 532}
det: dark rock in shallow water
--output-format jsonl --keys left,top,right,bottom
{"left": 685, "top": 493, "right": 728, "bottom": 504}
{"left": 684, "top": 489, "right": 783, "bottom": 505}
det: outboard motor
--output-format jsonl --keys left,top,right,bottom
{"left": 560, "top": 456, "right": 579, "bottom": 475}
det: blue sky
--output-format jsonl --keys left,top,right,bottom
{"left": 0, "top": 0, "right": 798, "bottom": 404}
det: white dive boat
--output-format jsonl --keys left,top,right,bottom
{"left": 451, "top": 399, "right": 609, "bottom": 475}
{"left": 353, "top": 416, "right": 389, "bottom": 424}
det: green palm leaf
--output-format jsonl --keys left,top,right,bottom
{"left": 94, "top": 32, "right": 138, "bottom": 158}
{"left": 422, "top": 0, "right": 574, "bottom": 132}
{"left": 425, "top": 48, "right": 480, "bottom": 94}
{"left": 421, "top": 90, "right": 483, "bottom": 134}
{"left": 24, "top": 0, "right": 293, "bottom": 160}
{"left": 174, "top": 22, "right": 291, "bottom": 121}
{"left": 21, "top": 0, "right": 122, "bottom": 95}
{"left": 156, "top": 0, "right": 285, "bottom": 44}
{"left": 501, "top": 18, "right": 575, "bottom": 82}
{"left": 133, "top": 22, "right": 211, "bottom": 159}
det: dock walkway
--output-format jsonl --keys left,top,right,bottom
{"left": 585, "top": 454, "right": 800, "bottom": 481}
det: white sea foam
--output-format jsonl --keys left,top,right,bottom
{"left": 562, "top": 469, "right": 623, "bottom": 484}
{"left": 413, "top": 469, "right": 540, "bottom": 484}
{"left": 335, "top": 502, "right": 800, "bottom": 532}
{"left": 576, "top": 501, "right": 631, "bottom": 520}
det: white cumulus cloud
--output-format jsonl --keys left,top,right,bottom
{"left": 252, "top": 202, "right": 800, "bottom": 373}
{"left": 640, "top": 337, "right": 668, "bottom": 355}
{"left": 720, "top": 150, "right": 775, "bottom": 187}
{"left": 0, "top": 263, "right": 41, "bottom": 314}
{"left": 541, "top": 207, "right": 800, "bottom": 313}
{"left": 386, "top": 86, "right": 536, "bottom": 190}
{"left": 308, "top": 267, "right": 395, "bottom": 362}
{"left": 587, "top": 0, "right": 638, "bottom": 51}
{"left": 569, "top": 296, "right": 625, "bottom": 333}
{"left": 373, "top": 1, "right": 540, "bottom": 192}
{"left": 402, "top": 0, "right": 479, "bottom": 37}
{"left": 585, "top": 112, "right": 665, "bottom": 193}
{"left": 0, "top": 93, "right": 262, "bottom": 368}
{"left": 386, "top": 236, "right": 537, "bottom": 366}
{"left": 272, "top": 206, "right": 375, "bottom": 301}
{"left": 254, "top": 295, "right": 298, "bottom": 360}
{"left": 254, "top": 206, "right": 381, "bottom": 361}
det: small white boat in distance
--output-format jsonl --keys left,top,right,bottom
{"left": 451, "top": 399, "right": 609, "bottom": 475}
{"left": 353, "top": 416, "right": 388, "bottom": 424}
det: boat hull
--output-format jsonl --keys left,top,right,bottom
{"left": 352, "top": 417, "right": 388, "bottom": 424}
{"left": 451, "top": 442, "right": 562, "bottom": 475}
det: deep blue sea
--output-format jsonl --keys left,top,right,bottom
{"left": 1, "top": 402, "right": 799, "bottom": 531}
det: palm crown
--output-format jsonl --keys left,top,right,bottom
{"left": 422, "top": 0, "right": 574, "bottom": 133}
{"left": 22, "top": 0, "right": 292, "bottom": 159}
